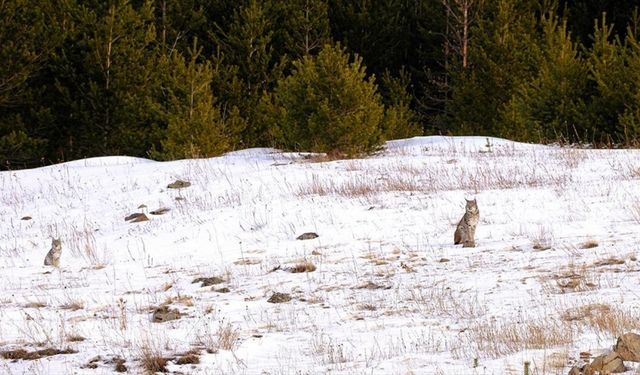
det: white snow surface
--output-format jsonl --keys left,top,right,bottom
{"left": 1, "top": 136, "right": 639, "bottom": 374}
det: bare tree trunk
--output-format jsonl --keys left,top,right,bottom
{"left": 462, "top": 4, "right": 468, "bottom": 68}
{"left": 441, "top": 0, "right": 480, "bottom": 70}
{"left": 162, "top": 0, "right": 167, "bottom": 48}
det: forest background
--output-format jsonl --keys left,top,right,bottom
{"left": 2, "top": 0, "right": 640, "bottom": 168}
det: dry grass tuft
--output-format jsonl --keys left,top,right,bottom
{"left": 176, "top": 350, "right": 201, "bottom": 365}
{"left": 233, "top": 258, "right": 262, "bottom": 265}
{"left": 584, "top": 305, "right": 640, "bottom": 338}
{"left": 562, "top": 303, "right": 611, "bottom": 322}
{"left": 67, "top": 334, "right": 86, "bottom": 342}
{"left": 358, "top": 303, "right": 377, "bottom": 311}
{"left": 289, "top": 260, "right": 317, "bottom": 273}
{"left": 60, "top": 300, "right": 84, "bottom": 311}
{"left": 463, "top": 318, "right": 576, "bottom": 359}
{"left": 24, "top": 301, "right": 47, "bottom": 309}
{"left": 579, "top": 240, "right": 599, "bottom": 249}
{"left": 114, "top": 358, "right": 127, "bottom": 372}
{"left": 542, "top": 263, "right": 600, "bottom": 294}
{"left": 140, "top": 345, "right": 168, "bottom": 374}
{"left": 217, "top": 322, "right": 240, "bottom": 351}
{"left": 530, "top": 225, "right": 554, "bottom": 251}
{"left": 162, "top": 295, "right": 194, "bottom": 307}
{"left": 562, "top": 303, "right": 640, "bottom": 338}
{"left": 298, "top": 172, "right": 420, "bottom": 198}
{"left": 545, "top": 350, "right": 569, "bottom": 370}
{"left": 593, "top": 256, "right": 625, "bottom": 267}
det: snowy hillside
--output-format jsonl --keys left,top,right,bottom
{"left": 1, "top": 136, "right": 640, "bottom": 374}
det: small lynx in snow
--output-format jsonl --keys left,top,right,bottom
{"left": 44, "top": 238, "right": 62, "bottom": 267}
{"left": 454, "top": 199, "right": 479, "bottom": 248}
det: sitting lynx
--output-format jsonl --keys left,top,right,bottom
{"left": 454, "top": 199, "right": 479, "bottom": 248}
{"left": 44, "top": 238, "right": 62, "bottom": 267}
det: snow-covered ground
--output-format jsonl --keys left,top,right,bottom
{"left": 1, "top": 136, "right": 639, "bottom": 374}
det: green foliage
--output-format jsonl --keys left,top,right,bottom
{"left": 448, "top": 0, "right": 542, "bottom": 137}
{"left": 153, "top": 41, "right": 228, "bottom": 160}
{"left": 587, "top": 16, "right": 629, "bottom": 142}
{"left": 0, "top": 0, "right": 67, "bottom": 106}
{"left": 0, "top": 0, "right": 68, "bottom": 166}
{"left": 154, "top": 0, "right": 207, "bottom": 54}
{"left": 380, "top": 69, "right": 422, "bottom": 140}
{"left": 502, "top": 15, "right": 591, "bottom": 142}
{"left": 581, "top": 13, "right": 640, "bottom": 144}
{"left": 0, "top": 117, "right": 47, "bottom": 168}
{"left": 261, "top": 44, "right": 384, "bottom": 154}
{"left": 209, "top": 0, "right": 286, "bottom": 146}
{"left": 51, "top": 0, "right": 162, "bottom": 158}
{"left": 9, "top": 0, "right": 640, "bottom": 169}
{"left": 269, "top": 0, "right": 331, "bottom": 58}
{"left": 617, "top": 33, "right": 640, "bottom": 144}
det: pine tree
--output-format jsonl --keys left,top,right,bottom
{"left": 447, "top": 0, "right": 542, "bottom": 137}
{"left": 587, "top": 15, "right": 629, "bottom": 143}
{"left": 0, "top": 0, "right": 68, "bottom": 167}
{"left": 153, "top": 41, "right": 228, "bottom": 160}
{"left": 501, "top": 14, "right": 590, "bottom": 142}
{"left": 260, "top": 44, "right": 384, "bottom": 155}
{"left": 50, "top": 0, "right": 162, "bottom": 159}
{"left": 209, "top": 0, "right": 285, "bottom": 146}
{"left": 269, "top": 0, "right": 331, "bottom": 58}
{"left": 380, "top": 69, "right": 422, "bottom": 140}
{"left": 154, "top": 0, "right": 207, "bottom": 55}
{"left": 617, "top": 30, "right": 640, "bottom": 144}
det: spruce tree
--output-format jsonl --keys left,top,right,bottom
{"left": 380, "top": 69, "right": 422, "bottom": 140}
{"left": 587, "top": 16, "right": 628, "bottom": 143}
{"left": 209, "top": 0, "right": 285, "bottom": 146}
{"left": 447, "top": 0, "right": 542, "bottom": 138}
{"left": 153, "top": 41, "right": 228, "bottom": 160}
{"left": 502, "top": 15, "right": 590, "bottom": 142}
{"left": 617, "top": 31, "right": 640, "bottom": 144}
{"left": 0, "top": 0, "right": 68, "bottom": 167}
{"left": 50, "top": 0, "right": 162, "bottom": 159}
{"left": 260, "top": 44, "right": 384, "bottom": 155}
{"left": 269, "top": 0, "right": 331, "bottom": 58}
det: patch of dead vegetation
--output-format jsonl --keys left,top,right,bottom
{"left": 298, "top": 172, "right": 421, "bottom": 198}
{"left": 1, "top": 347, "right": 77, "bottom": 361}
{"left": 267, "top": 292, "right": 292, "bottom": 303}
{"left": 355, "top": 281, "right": 391, "bottom": 290}
{"left": 176, "top": 349, "right": 201, "bottom": 365}
{"left": 593, "top": 256, "right": 625, "bottom": 267}
{"left": 579, "top": 239, "right": 599, "bottom": 249}
{"left": 461, "top": 318, "right": 576, "bottom": 359}
{"left": 233, "top": 258, "right": 262, "bottom": 265}
{"left": 114, "top": 358, "right": 127, "bottom": 372}
{"left": 358, "top": 303, "right": 377, "bottom": 311}
{"left": 562, "top": 303, "right": 611, "bottom": 322}
{"left": 162, "top": 295, "right": 194, "bottom": 307}
{"left": 562, "top": 303, "right": 640, "bottom": 338}
{"left": 67, "top": 334, "right": 86, "bottom": 342}
{"left": 140, "top": 348, "right": 168, "bottom": 374}
{"left": 360, "top": 252, "right": 398, "bottom": 266}
{"left": 60, "top": 300, "right": 84, "bottom": 311}
{"left": 542, "top": 264, "right": 600, "bottom": 294}
{"left": 192, "top": 276, "right": 225, "bottom": 286}
{"left": 23, "top": 301, "right": 47, "bottom": 309}
{"left": 289, "top": 260, "right": 317, "bottom": 273}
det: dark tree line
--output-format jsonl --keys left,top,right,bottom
{"left": 1, "top": 0, "right": 640, "bottom": 169}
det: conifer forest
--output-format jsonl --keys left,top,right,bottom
{"left": 2, "top": 1, "right": 640, "bottom": 168}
